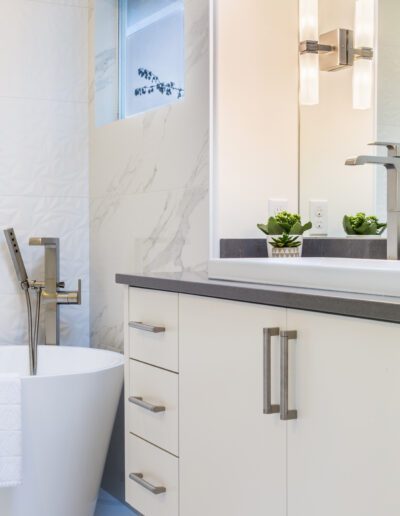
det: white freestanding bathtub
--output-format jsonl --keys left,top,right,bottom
{"left": 0, "top": 345, "right": 124, "bottom": 516}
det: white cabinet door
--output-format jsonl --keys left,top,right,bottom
{"left": 179, "top": 294, "right": 287, "bottom": 516}
{"left": 287, "top": 310, "right": 400, "bottom": 516}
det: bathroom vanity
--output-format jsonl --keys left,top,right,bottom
{"left": 117, "top": 272, "right": 400, "bottom": 516}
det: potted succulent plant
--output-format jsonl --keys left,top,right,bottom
{"left": 257, "top": 211, "right": 312, "bottom": 258}
{"left": 343, "top": 213, "right": 387, "bottom": 237}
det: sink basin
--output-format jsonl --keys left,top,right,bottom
{"left": 208, "top": 257, "right": 400, "bottom": 297}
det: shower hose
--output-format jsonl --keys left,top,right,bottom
{"left": 23, "top": 282, "right": 42, "bottom": 376}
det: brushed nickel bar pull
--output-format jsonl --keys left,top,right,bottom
{"left": 263, "top": 327, "right": 280, "bottom": 415}
{"left": 280, "top": 330, "right": 298, "bottom": 421}
{"left": 129, "top": 473, "right": 166, "bottom": 495}
{"left": 129, "top": 321, "right": 166, "bottom": 333}
{"left": 129, "top": 396, "right": 166, "bottom": 413}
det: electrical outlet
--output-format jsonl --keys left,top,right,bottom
{"left": 268, "top": 199, "right": 288, "bottom": 217}
{"left": 309, "top": 200, "right": 328, "bottom": 235}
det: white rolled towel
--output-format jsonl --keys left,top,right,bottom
{"left": 0, "top": 374, "right": 22, "bottom": 487}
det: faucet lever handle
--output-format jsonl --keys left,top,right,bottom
{"left": 29, "top": 237, "right": 60, "bottom": 247}
{"left": 56, "top": 279, "right": 82, "bottom": 305}
{"left": 369, "top": 142, "right": 400, "bottom": 157}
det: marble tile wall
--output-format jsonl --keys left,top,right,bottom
{"left": 0, "top": 0, "right": 90, "bottom": 346}
{"left": 90, "top": 0, "right": 209, "bottom": 353}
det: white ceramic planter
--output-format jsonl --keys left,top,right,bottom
{"left": 267, "top": 236, "right": 303, "bottom": 258}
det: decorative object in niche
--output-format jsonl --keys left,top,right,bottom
{"left": 134, "top": 68, "right": 184, "bottom": 99}
{"left": 343, "top": 213, "right": 387, "bottom": 236}
{"left": 299, "top": 0, "right": 375, "bottom": 109}
{"left": 119, "top": 0, "right": 184, "bottom": 118}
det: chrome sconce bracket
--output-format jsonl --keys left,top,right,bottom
{"left": 299, "top": 40, "right": 333, "bottom": 55}
{"left": 300, "top": 28, "right": 373, "bottom": 72}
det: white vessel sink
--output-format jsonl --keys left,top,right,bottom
{"left": 208, "top": 257, "right": 400, "bottom": 297}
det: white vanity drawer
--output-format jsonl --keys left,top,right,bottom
{"left": 126, "top": 434, "right": 179, "bottom": 516}
{"left": 128, "top": 360, "right": 179, "bottom": 456}
{"left": 129, "top": 287, "right": 178, "bottom": 372}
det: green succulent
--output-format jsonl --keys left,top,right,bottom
{"left": 343, "top": 213, "right": 387, "bottom": 236}
{"left": 257, "top": 211, "right": 312, "bottom": 236}
{"left": 270, "top": 234, "right": 302, "bottom": 248}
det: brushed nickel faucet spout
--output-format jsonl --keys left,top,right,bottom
{"left": 345, "top": 142, "right": 400, "bottom": 260}
{"left": 29, "top": 237, "right": 81, "bottom": 345}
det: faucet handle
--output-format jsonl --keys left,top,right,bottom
{"left": 369, "top": 142, "right": 400, "bottom": 157}
{"left": 29, "top": 237, "right": 60, "bottom": 247}
{"left": 56, "top": 279, "right": 82, "bottom": 305}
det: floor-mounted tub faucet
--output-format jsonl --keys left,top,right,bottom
{"left": 345, "top": 142, "right": 400, "bottom": 260}
{"left": 29, "top": 237, "right": 81, "bottom": 346}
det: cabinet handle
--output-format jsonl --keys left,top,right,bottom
{"left": 129, "top": 396, "right": 166, "bottom": 413}
{"left": 129, "top": 321, "right": 166, "bottom": 333}
{"left": 263, "top": 327, "right": 280, "bottom": 414}
{"left": 280, "top": 330, "right": 298, "bottom": 421}
{"left": 129, "top": 473, "right": 166, "bottom": 495}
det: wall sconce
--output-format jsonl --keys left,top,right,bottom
{"left": 299, "top": 0, "right": 375, "bottom": 110}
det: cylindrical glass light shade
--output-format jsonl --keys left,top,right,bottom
{"left": 299, "top": 0, "right": 319, "bottom": 106}
{"left": 353, "top": 0, "right": 375, "bottom": 110}
{"left": 299, "top": 0, "right": 319, "bottom": 41}
{"left": 300, "top": 53, "right": 319, "bottom": 105}
{"left": 354, "top": 0, "right": 375, "bottom": 48}
{"left": 353, "top": 59, "right": 373, "bottom": 110}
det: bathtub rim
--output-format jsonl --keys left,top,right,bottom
{"left": 0, "top": 345, "right": 124, "bottom": 380}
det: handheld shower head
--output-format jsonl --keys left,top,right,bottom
{"left": 4, "top": 228, "right": 29, "bottom": 288}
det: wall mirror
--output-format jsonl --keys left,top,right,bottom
{"left": 211, "top": 0, "right": 400, "bottom": 256}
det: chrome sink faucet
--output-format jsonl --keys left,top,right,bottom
{"left": 29, "top": 237, "right": 81, "bottom": 345}
{"left": 345, "top": 142, "right": 400, "bottom": 260}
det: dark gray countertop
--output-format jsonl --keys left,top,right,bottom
{"left": 115, "top": 271, "right": 400, "bottom": 324}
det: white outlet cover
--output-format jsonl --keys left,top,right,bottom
{"left": 309, "top": 200, "right": 328, "bottom": 235}
{"left": 268, "top": 199, "right": 288, "bottom": 217}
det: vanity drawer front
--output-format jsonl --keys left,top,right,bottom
{"left": 126, "top": 434, "right": 179, "bottom": 516}
{"left": 128, "top": 360, "right": 179, "bottom": 456}
{"left": 129, "top": 287, "right": 178, "bottom": 372}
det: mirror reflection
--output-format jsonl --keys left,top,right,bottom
{"left": 213, "top": 0, "right": 400, "bottom": 250}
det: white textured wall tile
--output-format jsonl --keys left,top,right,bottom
{"left": 0, "top": 1, "right": 88, "bottom": 102}
{"left": 0, "top": 98, "right": 88, "bottom": 197}
{"left": 0, "top": 294, "right": 29, "bottom": 345}
{"left": 0, "top": 196, "right": 89, "bottom": 296}
{"left": 0, "top": 0, "right": 89, "bottom": 347}
{"left": 29, "top": 197, "right": 89, "bottom": 290}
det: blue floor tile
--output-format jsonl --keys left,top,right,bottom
{"left": 95, "top": 489, "right": 138, "bottom": 516}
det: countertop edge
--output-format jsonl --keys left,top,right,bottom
{"left": 115, "top": 274, "right": 400, "bottom": 325}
